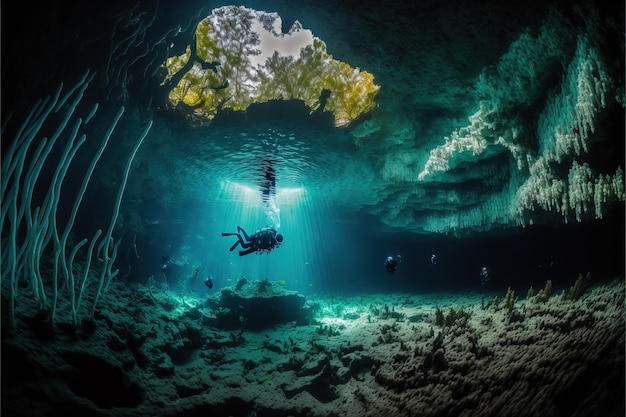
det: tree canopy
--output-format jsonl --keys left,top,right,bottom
{"left": 162, "top": 6, "right": 379, "bottom": 127}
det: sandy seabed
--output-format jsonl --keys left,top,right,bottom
{"left": 2, "top": 278, "right": 624, "bottom": 417}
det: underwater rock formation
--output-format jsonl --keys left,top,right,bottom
{"left": 4, "top": 1, "right": 622, "bottom": 237}
{"left": 2, "top": 278, "right": 623, "bottom": 416}
{"left": 206, "top": 278, "right": 307, "bottom": 330}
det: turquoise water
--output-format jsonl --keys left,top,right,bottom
{"left": 1, "top": 1, "right": 624, "bottom": 416}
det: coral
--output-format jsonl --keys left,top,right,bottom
{"left": 317, "top": 323, "right": 341, "bottom": 337}
{"left": 235, "top": 277, "right": 248, "bottom": 291}
{"left": 435, "top": 307, "right": 445, "bottom": 326}
{"left": 377, "top": 323, "right": 400, "bottom": 344}
{"left": 566, "top": 272, "right": 591, "bottom": 301}
{"left": 485, "top": 296, "right": 502, "bottom": 310}
{"left": 534, "top": 280, "right": 553, "bottom": 303}
{"left": 504, "top": 287, "right": 517, "bottom": 313}
{"left": 377, "top": 304, "right": 405, "bottom": 321}
{"left": 543, "top": 280, "right": 553, "bottom": 301}
{"left": 432, "top": 349, "right": 447, "bottom": 373}
{"left": 434, "top": 306, "right": 472, "bottom": 328}
{"left": 257, "top": 278, "right": 271, "bottom": 293}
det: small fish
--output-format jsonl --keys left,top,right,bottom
{"left": 278, "top": 280, "right": 287, "bottom": 286}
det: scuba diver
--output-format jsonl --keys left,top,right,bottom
{"left": 480, "top": 266, "right": 490, "bottom": 286}
{"left": 205, "top": 276, "right": 214, "bottom": 289}
{"left": 385, "top": 255, "right": 402, "bottom": 274}
{"left": 161, "top": 254, "right": 170, "bottom": 274}
{"left": 222, "top": 226, "right": 283, "bottom": 256}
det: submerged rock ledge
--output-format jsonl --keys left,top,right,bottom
{"left": 1, "top": 278, "right": 624, "bottom": 417}
{"left": 205, "top": 278, "right": 309, "bottom": 329}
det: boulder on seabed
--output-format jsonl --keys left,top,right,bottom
{"left": 205, "top": 278, "right": 307, "bottom": 330}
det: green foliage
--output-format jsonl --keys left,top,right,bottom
{"left": 566, "top": 272, "right": 591, "bottom": 301}
{"left": 526, "top": 286, "right": 535, "bottom": 299}
{"left": 162, "top": 6, "right": 379, "bottom": 126}
{"left": 322, "top": 60, "right": 380, "bottom": 126}
{"left": 164, "top": 46, "right": 191, "bottom": 80}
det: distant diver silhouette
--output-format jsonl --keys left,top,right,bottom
{"left": 480, "top": 266, "right": 490, "bottom": 286}
{"left": 222, "top": 226, "right": 283, "bottom": 256}
{"left": 385, "top": 255, "right": 402, "bottom": 273}
{"left": 205, "top": 276, "right": 214, "bottom": 289}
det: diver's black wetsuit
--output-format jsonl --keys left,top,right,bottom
{"left": 221, "top": 226, "right": 283, "bottom": 256}
{"left": 385, "top": 256, "right": 398, "bottom": 273}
